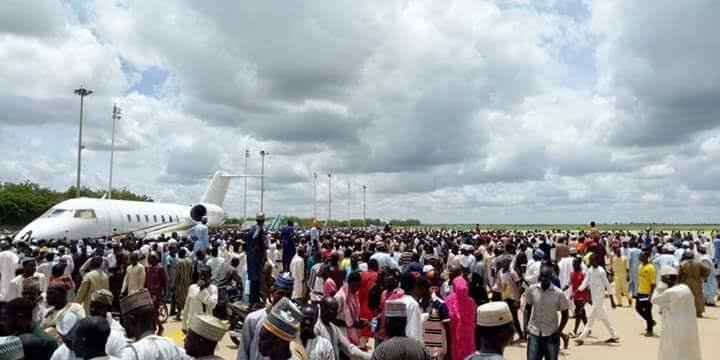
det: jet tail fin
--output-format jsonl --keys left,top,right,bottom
{"left": 200, "top": 171, "right": 263, "bottom": 207}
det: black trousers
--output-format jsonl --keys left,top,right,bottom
{"left": 249, "top": 280, "right": 261, "bottom": 305}
{"left": 635, "top": 294, "right": 653, "bottom": 332}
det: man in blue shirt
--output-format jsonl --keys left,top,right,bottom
{"left": 191, "top": 216, "right": 209, "bottom": 256}
{"left": 281, "top": 220, "right": 296, "bottom": 272}
{"left": 246, "top": 212, "right": 267, "bottom": 307}
{"left": 627, "top": 240, "right": 643, "bottom": 296}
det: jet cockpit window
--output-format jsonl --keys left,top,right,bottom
{"left": 73, "top": 209, "right": 97, "bottom": 219}
{"left": 46, "top": 209, "right": 71, "bottom": 218}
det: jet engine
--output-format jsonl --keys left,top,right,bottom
{"left": 189, "top": 203, "right": 225, "bottom": 227}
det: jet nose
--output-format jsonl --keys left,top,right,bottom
{"left": 13, "top": 228, "right": 32, "bottom": 242}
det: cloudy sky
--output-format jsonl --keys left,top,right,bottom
{"left": 1, "top": 0, "right": 719, "bottom": 224}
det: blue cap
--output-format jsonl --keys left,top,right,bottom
{"left": 274, "top": 272, "right": 294, "bottom": 290}
{"left": 533, "top": 249, "right": 545, "bottom": 258}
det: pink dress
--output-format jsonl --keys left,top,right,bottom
{"left": 446, "top": 277, "right": 477, "bottom": 360}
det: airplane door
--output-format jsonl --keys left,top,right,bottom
{"left": 101, "top": 203, "right": 115, "bottom": 238}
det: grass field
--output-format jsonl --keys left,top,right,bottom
{"left": 422, "top": 223, "right": 720, "bottom": 232}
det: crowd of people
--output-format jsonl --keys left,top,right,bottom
{"left": 0, "top": 215, "right": 718, "bottom": 360}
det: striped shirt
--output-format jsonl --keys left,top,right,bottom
{"left": 421, "top": 294, "right": 450, "bottom": 359}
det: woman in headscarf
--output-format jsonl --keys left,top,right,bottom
{"left": 446, "top": 276, "right": 477, "bottom": 360}
{"left": 334, "top": 271, "right": 363, "bottom": 344}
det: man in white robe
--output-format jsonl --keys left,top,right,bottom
{"left": 300, "top": 303, "right": 333, "bottom": 360}
{"left": 575, "top": 254, "right": 619, "bottom": 345}
{"left": 558, "top": 249, "right": 581, "bottom": 312}
{"left": 290, "top": 248, "right": 306, "bottom": 301}
{"left": 652, "top": 266, "right": 701, "bottom": 360}
{"left": 182, "top": 266, "right": 218, "bottom": 332}
{"left": 0, "top": 242, "right": 19, "bottom": 300}
{"left": 7, "top": 258, "right": 47, "bottom": 301}
{"left": 316, "top": 297, "right": 371, "bottom": 360}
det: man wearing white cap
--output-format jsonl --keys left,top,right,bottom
{"left": 466, "top": 302, "right": 516, "bottom": 360}
{"left": 184, "top": 314, "right": 229, "bottom": 360}
{"left": 49, "top": 311, "right": 83, "bottom": 360}
{"left": 371, "top": 299, "right": 429, "bottom": 360}
{"left": 182, "top": 265, "right": 218, "bottom": 333}
{"left": 652, "top": 266, "right": 701, "bottom": 360}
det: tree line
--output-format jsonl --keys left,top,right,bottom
{"left": 0, "top": 181, "right": 153, "bottom": 227}
{"left": 225, "top": 216, "right": 421, "bottom": 227}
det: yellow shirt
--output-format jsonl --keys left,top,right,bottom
{"left": 638, "top": 263, "right": 656, "bottom": 295}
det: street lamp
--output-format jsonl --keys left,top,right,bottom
{"left": 74, "top": 87, "right": 93, "bottom": 197}
{"left": 347, "top": 181, "right": 351, "bottom": 228}
{"left": 313, "top": 172, "right": 318, "bottom": 219}
{"left": 108, "top": 104, "right": 121, "bottom": 200}
{"left": 363, "top": 185, "right": 367, "bottom": 227}
{"left": 243, "top": 149, "right": 249, "bottom": 220}
{"left": 259, "top": 150, "right": 268, "bottom": 212}
{"left": 328, "top": 173, "right": 332, "bottom": 225}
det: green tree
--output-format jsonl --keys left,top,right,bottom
{"left": 0, "top": 181, "right": 152, "bottom": 227}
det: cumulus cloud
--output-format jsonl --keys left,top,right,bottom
{"left": 1, "top": 0, "right": 720, "bottom": 223}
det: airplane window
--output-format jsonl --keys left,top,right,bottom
{"left": 161, "top": 215, "right": 166, "bottom": 223}
{"left": 136, "top": 214, "right": 141, "bottom": 222}
{"left": 168, "top": 215, "right": 173, "bottom": 223}
{"left": 73, "top": 209, "right": 96, "bottom": 219}
{"left": 145, "top": 215, "right": 150, "bottom": 222}
{"left": 175, "top": 215, "right": 179, "bottom": 222}
{"left": 46, "top": 209, "right": 70, "bottom": 218}
{"left": 153, "top": 215, "right": 157, "bottom": 223}
{"left": 127, "top": 214, "right": 132, "bottom": 223}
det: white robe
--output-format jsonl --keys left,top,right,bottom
{"left": 303, "top": 335, "right": 334, "bottom": 360}
{"left": 182, "top": 284, "right": 218, "bottom": 331}
{"left": 0, "top": 250, "right": 19, "bottom": 300}
{"left": 398, "top": 294, "right": 423, "bottom": 342}
{"left": 290, "top": 255, "right": 305, "bottom": 299}
{"left": 7, "top": 272, "right": 47, "bottom": 301}
{"left": 119, "top": 335, "right": 185, "bottom": 360}
{"left": 577, "top": 266, "right": 618, "bottom": 340}
{"left": 652, "top": 283, "right": 701, "bottom": 360}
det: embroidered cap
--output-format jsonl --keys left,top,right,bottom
{"left": 384, "top": 299, "right": 407, "bottom": 318}
{"left": 91, "top": 289, "right": 114, "bottom": 307}
{"left": 119, "top": 288, "right": 153, "bottom": 314}
{"left": 56, "top": 311, "right": 81, "bottom": 336}
{"left": 660, "top": 266, "right": 678, "bottom": 276}
{"left": 274, "top": 272, "right": 294, "bottom": 290}
{"left": 189, "top": 314, "right": 228, "bottom": 342}
{"left": 0, "top": 336, "right": 23, "bottom": 360}
{"left": 262, "top": 298, "right": 302, "bottom": 342}
{"left": 476, "top": 301, "right": 513, "bottom": 327}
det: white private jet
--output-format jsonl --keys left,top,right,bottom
{"left": 13, "top": 171, "right": 249, "bottom": 242}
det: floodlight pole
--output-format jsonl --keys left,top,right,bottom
{"left": 74, "top": 87, "right": 93, "bottom": 197}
